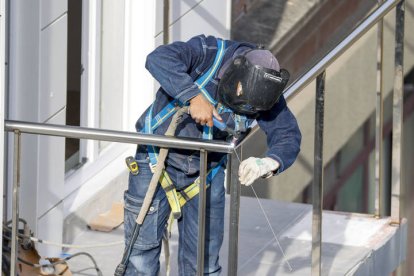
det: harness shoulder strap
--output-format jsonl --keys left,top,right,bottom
{"left": 199, "top": 39, "right": 226, "bottom": 139}
{"left": 194, "top": 38, "right": 226, "bottom": 106}
{"left": 140, "top": 39, "right": 228, "bottom": 218}
{"left": 144, "top": 39, "right": 226, "bottom": 140}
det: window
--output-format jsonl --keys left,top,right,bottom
{"left": 65, "top": 0, "right": 126, "bottom": 174}
{"left": 66, "top": 0, "right": 82, "bottom": 172}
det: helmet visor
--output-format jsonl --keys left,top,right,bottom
{"left": 218, "top": 55, "right": 289, "bottom": 115}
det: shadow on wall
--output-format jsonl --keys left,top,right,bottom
{"left": 233, "top": 0, "right": 378, "bottom": 86}
{"left": 231, "top": 0, "right": 287, "bottom": 46}
{"left": 384, "top": 2, "right": 414, "bottom": 56}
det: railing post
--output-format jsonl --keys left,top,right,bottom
{"left": 374, "top": 0, "right": 385, "bottom": 218}
{"left": 228, "top": 148, "right": 241, "bottom": 276}
{"left": 312, "top": 71, "right": 326, "bottom": 276}
{"left": 197, "top": 149, "right": 208, "bottom": 275}
{"left": 11, "top": 130, "right": 21, "bottom": 276}
{"left": 391, "top": 0, "right": 404, "bottom": 224}
{"left": 163, "top": 0, "right": 169, "bottom": 45}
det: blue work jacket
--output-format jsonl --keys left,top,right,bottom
{"left": 135, "top": 35, "right": 301, "bottom": 182}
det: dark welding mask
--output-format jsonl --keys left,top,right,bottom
{"left": 218, "top": 50, "right": 290, "bottom": 115}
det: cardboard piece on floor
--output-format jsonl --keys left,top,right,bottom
{"left": 88, "top": 202, "right": 124, "bottom": 232}
{"left": 16, "top": 245, "right": 72, "bottom": 276}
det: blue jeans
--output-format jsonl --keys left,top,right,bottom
{"left": 124, "top": 152, "right": 225, "bottom": 275}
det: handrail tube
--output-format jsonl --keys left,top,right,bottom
{"left": 10, "top": 131, "right": 21, "bottom": 276}
{"left": 227, "top": 149, "right": 242, "bottom": 276}
{"left": 237, "top": 0, "right": 400, "bottom": 149}
{"left": 374, "top": 0, "right": 385, "bottom": 217}
{"left": 197, "top": 150, "right": 208, "bottom": 275}
{"left": 4, "top": 120, "right": 234, "bottom": 153}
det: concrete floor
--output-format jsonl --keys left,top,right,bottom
{"left": 65, "top": 195, "right": 406, "bottom": 275}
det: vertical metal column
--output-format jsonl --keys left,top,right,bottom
{"left": 10, "top": 131, "right": 21, "bottom": 276}
{"left": 391, "top": 0, "right": 404, "bottom": 224}
{"left": 374, "top": 0, "right": 384, "bottom": 218}
{"left": 163, "top": 0, "right": 169, "bottom": 45}
{"left": 228, "top": 148, "right": 242, "bottom": 276}
{"left": 197, "top": 149, "right": 208, "bottom": 275}
{"left": 312, "top": 71, "right": 326, "bottom": 276}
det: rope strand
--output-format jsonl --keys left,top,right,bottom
{"left": 233, "top": 149, "right": 293, "bottom": 271}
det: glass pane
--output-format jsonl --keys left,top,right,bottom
{"left": 336, "top": 166, "right": 364, "bottom": 212}
{"left": 65, "top": 0, "right": 82, "bottom": 172}
{"left": 338, "top": 127, "right": 364, "bottom": 173}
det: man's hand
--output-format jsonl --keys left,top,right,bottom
{"left": 238, "top": 157, "right": 280, "bottom": 186}
{"left": 189, "top": 94, "right": 222, "bottom": 127}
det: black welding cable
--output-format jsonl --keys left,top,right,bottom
{"left": 4, "top": 219, "right": 104, "bottom": 275}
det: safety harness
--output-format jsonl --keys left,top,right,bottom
{"left": 140, "top": 38, "right": 247, "bottom": 219}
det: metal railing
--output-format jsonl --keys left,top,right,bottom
{"left": 3, "top": 0, "right": 405, "bottom": 275}
{"left": 4, "top": 120, "right": 234, "bottom": 276}
{"left": 233, "top": 0, "right": 405, "bottom": 274}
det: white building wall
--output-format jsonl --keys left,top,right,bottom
{"left": 0, "top": 0, "right": 6, "bottom": 271}
{"left": 155, "top": 0, "right": 231, "bottom": 46}
{"left": 8, "top": 0, "right": 67, "bottom": 257}
{"left": 7, "top": 2, "right": 40, "bottom": 236}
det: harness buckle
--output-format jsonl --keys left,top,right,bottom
{"left": 163, "top": 183, "right": 176, "bottom": 193}
{"left": 149, "top": 163, "right": 157, "bottom": 174}
{"left": 179, "top": 190, "right": 191, "bottom": 202}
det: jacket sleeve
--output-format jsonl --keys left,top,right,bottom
{"left": 256, "top": 96, "right": 301, "bottom": 174}
{"left": 145, "top": 36, "right": 205, "bottom": 104}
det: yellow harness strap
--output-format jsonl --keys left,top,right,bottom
{"left": 159, "top": 171, "right": 207, "bottom": 215}
{"left": 176, "top": 178, "right": 203, "bottom": 207}
{"left": 158, "top": 170, "right": 182, "bottom": 219}
{"left": 126, "top": 156, "right": 219, "bottom": 219}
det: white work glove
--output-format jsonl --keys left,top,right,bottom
{"left": 238, "top": 157, "right": 280, "bottom": 186}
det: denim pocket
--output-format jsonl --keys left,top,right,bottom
{"left": 128, "top": 154, "right": 153, "bottom": 198}
{"left": 124, "top": 192, "right": 160, "bottom": 250}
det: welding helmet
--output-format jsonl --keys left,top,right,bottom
{"left": 218, "top": 47, "right": 290, "bottom": 115}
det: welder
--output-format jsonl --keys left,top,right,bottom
{"left": 123, "top": 34, "right": 301, "bottom": 275}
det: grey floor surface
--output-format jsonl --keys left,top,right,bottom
{"left": 65, "top": 196, "right": 405, "bottom": 276}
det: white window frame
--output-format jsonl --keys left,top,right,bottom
{"left": 79, "top": 0, "right": 101, "bottom": 164}
{"left": 64, "top": 0, "right": 131, "bottom": 198}
{"left": 64, "top": 0, "right": 157, "bottom": 214}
